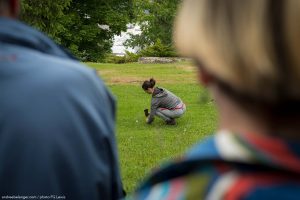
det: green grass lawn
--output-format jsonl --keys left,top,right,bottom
{"left": 87, "top": 62, "right": 218, "bottom": 193}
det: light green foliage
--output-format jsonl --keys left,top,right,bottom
{"left": 103, "top": 51, "right": 140, "bottom": 64}
{"left": 124, "top": 51, "right": 140, "bottom": 62}
{"left": 103, "top": 54, "right": 128, "bottom": 64}
{"left": 87, "top": 62, "right": 217, "bottom": 193}
{"left": 21, "top": 0, "right": 133, "bottom": 61}
{"left": 126, "top": 0, "right": 181, "bottom": 52}
{"left": 139, "top": 39, "right": 177, "bottom": 57}
{"left": 104, "top": 40, "right": 177, "bottom": 64}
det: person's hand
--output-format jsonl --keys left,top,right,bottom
{"left": 144, "top": 109, "right": 149, "bottom": 117}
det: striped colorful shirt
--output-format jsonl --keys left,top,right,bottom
{"left": 129, "top": 130, "right": 300, "bottom": 199}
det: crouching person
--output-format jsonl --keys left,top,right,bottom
{"left": 142, "top": 78, "right": 186, "bottom": 125}
{"left": 131, "top": 0, "right": 300, "bottom": 199}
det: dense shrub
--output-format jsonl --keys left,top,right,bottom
{"left": 138, "top": 39, "right": 177, "bottom": 57}
{"left": 103, "top": 39, "right": 178, "bottom": 64}
{"left": 124, "top": 51, "right": 140, "bottom": 62}
{"left": 103, "top": 51, "right": 140, "bottom": 64}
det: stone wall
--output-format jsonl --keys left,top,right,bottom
{"left": 138, "top": 57, "right": 190, "bottom": 64}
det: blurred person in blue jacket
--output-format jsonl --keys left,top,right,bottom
{"left": 0, "top": 0, "right": 123, "bottom": 199}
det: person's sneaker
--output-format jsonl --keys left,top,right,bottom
{"left": 166, "top": 118, "right": 176, "bottom": 125}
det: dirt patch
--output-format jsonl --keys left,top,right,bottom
{"left": 97, "top": 66, "right": 198, "bottom": 85}
{"left": 105, "top": 75, "right": 197, "bottom": 85}
{"left": 176, "top": 65, "right": 196, "bottom": 72}
{"left": 109, "top": 76, "right": 144, "bottom": 84}
{"left": 97, "top": 70, "right": 116, "bottom": 76}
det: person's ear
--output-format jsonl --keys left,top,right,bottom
{"left": 148, "top": 88, "right": 153, "bottom": 94}
{"left": 197, "top": 67, "right": 214, "bottom": 86}
{"left": 9, "top": 0, "right": 20, "bottom": 18}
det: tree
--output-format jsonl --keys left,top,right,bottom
{"left": 21, "top": 0, "right": 133, "bottom": 61}
{"left": 126, "top": 0, "right": 181, "bottom": 51}
{"left": 21, "top": 0, "right": 72, "bottom": 42}
{"left": 58, "top": 0, "right": 133, "bottom": 61}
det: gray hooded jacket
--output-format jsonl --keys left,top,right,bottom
{"left": 148, "top": 87, "right": 182, "bottom": 123}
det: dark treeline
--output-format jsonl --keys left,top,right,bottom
{"left": 21, "top": 0, "right": 180, "bottom": 61}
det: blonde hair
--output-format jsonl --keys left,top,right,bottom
{"left": 174, "top": 0, "right": 300, "bottom": 104}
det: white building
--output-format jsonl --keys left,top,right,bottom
{"left": 111, "top": 24, "right": 141, "bottom": 56}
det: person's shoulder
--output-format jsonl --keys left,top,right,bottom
{"left": 130, "top": 135, "right": 220, "bottom": 198}
{"left": 131, "top": 165, "right": 218, "bottom": 199}
{"left": 18, "top": 49, "right": 105, "bottom": 92}
{"left": 130, "top": 134, "right": 240, "bottom": 200}
{"left": 13, "top": 49, "right": 114, "bottom": 106}
{"left": 38, "top": 53, "right": 97, "bottom": 81}
{"left": 156, "top": 87, "right": 166, "bottom": 92}
{"left": 131, "top": 155, "right": 221, "bottom": 199}
{"left": 186, "top": 135, "right": 220, "bottom": 160}
{"left": 152, "top": 87, "right": 167, "bottom": 98}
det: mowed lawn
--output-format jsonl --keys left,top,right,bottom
{"left": 87, "top": 62, "right": 218, "bottom": 193}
